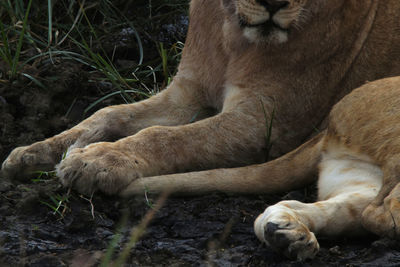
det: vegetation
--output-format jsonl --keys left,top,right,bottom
{"left": 0, "top": 0, "right": 188, "bottom": 103}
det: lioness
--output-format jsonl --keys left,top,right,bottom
{"left": 2, "top": 0, "right": 400, "bottom": 261}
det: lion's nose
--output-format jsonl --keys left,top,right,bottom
{"left": 257, "top": 0, "right": 289, "bottom": 15}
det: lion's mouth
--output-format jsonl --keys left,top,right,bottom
{"left": 239, "top": 17, "right": 289, "bottom": 35}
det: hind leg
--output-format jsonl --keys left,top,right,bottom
{"left": 362, "top": 158, "right": 400, "bottom": 238}
{"left": 254, "top": 191, "right": 379, "bottom": 260}
{"left": 254, "top": 154, "right": 382, "bottom": 260}
{"left": 362, "top": 182, "right": 400, "bottom": 238}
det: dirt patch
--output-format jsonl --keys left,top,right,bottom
{"left": 1, "top": 175, "right": 400, "bottom": 266}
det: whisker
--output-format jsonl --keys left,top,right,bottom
{"left": 293, "top": 7, "right": 311, "bottom": 30}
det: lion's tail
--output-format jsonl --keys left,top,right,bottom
{"left": 121, "top": 132, "right": 325, "bottom": 196}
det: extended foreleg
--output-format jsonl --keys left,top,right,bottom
{"left": 56, "top": 106, "right": 268, "bottom": 195}
{"left": 2, "top": 78, "right": 206, "bottom": 180}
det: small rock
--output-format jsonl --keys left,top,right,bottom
{"left": 372, "top": 237, "right": 398, "bottom": 250}
{"left": 0, "top": 180, "right": 13, "bottom": 192}
{"left": 16, "top": 190, "right": 40, "bottom": 215}
{"left": 329, "top": 245, "right": 341, "bottom": 255}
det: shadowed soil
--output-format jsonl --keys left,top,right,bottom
{"left": 1, "top": 175, "right": 400, "bottom": 266}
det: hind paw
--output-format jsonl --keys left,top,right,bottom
{"left": 254, "top": 205, "right": 319, "bottom": 261}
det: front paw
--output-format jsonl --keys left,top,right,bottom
{"left": 56, "top": 143, "right": 143, "bottom": 195}
{"left": 2, "top": 142, "right": 56, "bottom": 181}
{"left": 254, "top": 206, "right": 319, "bottom": 261}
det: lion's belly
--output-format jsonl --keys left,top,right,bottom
{"left": 317, "top": 143, "right": 382, "bottom": 202}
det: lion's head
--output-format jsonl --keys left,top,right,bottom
{"left": 233, "top": 0, "right": 309, "bottom": 43}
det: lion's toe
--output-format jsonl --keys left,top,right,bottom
{"left": 255, "top": 206, "right": 319, "bottom": 261}
{"left": 2, "top": 144, "right": 56, "bottom": 181}
{"left": 56, "top": 143, "right": 140, "bottom": 195}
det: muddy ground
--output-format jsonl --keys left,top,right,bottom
{"left": 1, "top": 9, "right": 400, "bottom": 267}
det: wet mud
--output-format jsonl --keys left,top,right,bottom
{"left": 1, "top": 174, "right": 400, "bottom": 266}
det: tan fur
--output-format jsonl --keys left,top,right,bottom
{"left": 254, "top": 77, "right": 400, "bottom": 260}
{"left": 2, "top": 0, "right": 400, "bottom": 260}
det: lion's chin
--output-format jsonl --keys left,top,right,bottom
{"left": 243, "top": 26, "right": 289, "bottom": 44}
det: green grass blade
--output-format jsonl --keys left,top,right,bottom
{"left": 159, "top": 43, "right": 169, "bottom": 82}
{"left": 11, "top": 0, "right": 33, "bottom": 79}
{"left": 21, "top": 50, "right": 93, "bottom": 69}
{"left": 39, "top": 200, "right": 62, "bottom": 216}
{"left": 100, "top": 0, "right": 144, "bottom": 68}
{"left": 21, "top": 73, "right": 47, "bottom": 89}
{"left": 0, "top": 22, "right": 12, "bottom": 66}
{"left": 99, "top": 212, "right": 129, "bottom": 267}
{"left": 83, "top": 89, "right": 151, "bottom": 116}
{"left": 14, "top": 0, "right": 24, "bottom": 19}
{"left": 47, "top": 0, "right": 53, "bottom": 46}
{"left": 56, "top": 3, "right": 84, "bottom": 46}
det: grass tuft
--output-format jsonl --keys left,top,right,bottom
{"left": 1, "top": 0, "right": 187, "bottom": 107}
